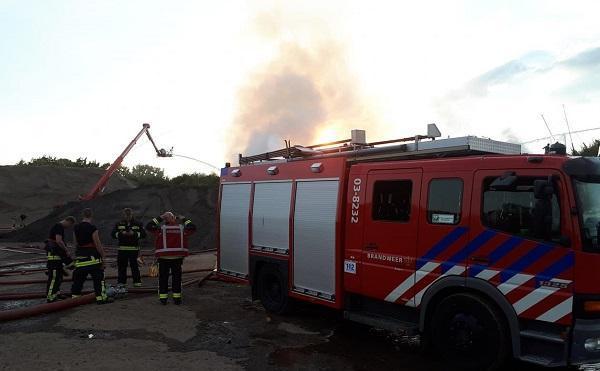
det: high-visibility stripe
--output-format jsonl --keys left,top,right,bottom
{"left": 408, "top": 265, "right": 466, "bottom": 307}
{"left": 442, "top": 230, "right": 495, "bottom": 274}
{"left": 159, "top": 293, "right": 168, "bottom": 299}
{"left": 118, "top": 246, "right": 139, "bottom": 251}
{"left": 500, "top": 244, "right": 553, "bottom": 283}
{"left": 131, "top": 226, "right": 140, "bottom": 230}
{"left": 184, "top": 219, "right": 192, "bottom": 226}
{"left": 385, "top": 262, "right": 439, "bottom": 303}
{"left": 417, "top": 227, "right": 468, "bottom": 270}
{"left": 114, "top": 232, "right": 120, "bottom": 239}
{"left": 537, "top": 252, "right": 574, "bottom": 281}
{"left": 47, "top": 254, "right": 62, "bottom": 261}
{"left": 136, "top": 232, "right": 141, "bottom": 239}
{"left": 161, "top": 225, "right": 184, "bottom": 251}
{"left": 152, "top": 218, "right": 159, "bottom": 225}
{"left": 155, "top": 247, "right": 188, "bottom": 253}
{"left": 536, "top": 297, "right": 573, "bottom": 322}
{"left": 474, "top": 268, "right": 500, "bottom": 281}
{"left": 117, "top": 226, "right": 126, "bottom": 230}
{"left": 47, "top": 270, "right": 57, "bottom": 300}
{"left": 172, "top": 292, "right": 182, "bottom": 298}
{"left": 96, "top": 296, "right": 104, "bottom": 301}
{"left": 75, "top": 257, "right": 102, "bottom": 267}
{"left": 496, "top": 273, "right": 534, "bottom": 295}
{"left": 512, "top": 285, "right": 561, "bottom": 315}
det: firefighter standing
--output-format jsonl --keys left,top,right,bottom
{"left": 71, "top": 208, "right": 111, "bottom": 304}
{"left": 146, "top": 212, "right": 196, "bottom": 305}
{"left": 112, "top": 208, "right": 146, "bottom": 289}
{"left": 45, "top": 216, "right": 76, "bottom": 302}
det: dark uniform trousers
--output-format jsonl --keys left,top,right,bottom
{"left": 71, "top": 257, "right": 107, "bottom": 302}
{"left": 158, "top": 258, "right": 183, "bottom": 300}
{"left": 117, "top": 250, "right": 141, "bottom": 285}
{"left": 46, "top": 261, "right": 64, "bottom": 301}
{"left": 46, "top": 247, "right": 73, "bottom": 301}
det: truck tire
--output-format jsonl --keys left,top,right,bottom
{"left": 430, "top": 292, "right": 510, "bottom": 371}
{"left": 257, "top": 265, "right": 290, "bottom": 314}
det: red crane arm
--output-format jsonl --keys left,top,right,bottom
{"left": 79, "top": 124, "right": 151, "bottom": 201}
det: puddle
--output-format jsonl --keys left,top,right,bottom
{"left": 0, "top": 298, "right": 45, "bottom": 311}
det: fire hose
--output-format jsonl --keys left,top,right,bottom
{"left": 0, "top": 268, "right": 214, "bottom": 286}
{"left": 0, "top": 271, "right": 213, "bottom": 322}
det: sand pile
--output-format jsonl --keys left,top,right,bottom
{"left": 3, "top": 184, "right": 218, "bottom": 250}
{"left": 0, "top": 166, "right": 135, "bottom": 227}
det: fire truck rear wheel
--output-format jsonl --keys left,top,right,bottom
{"left": 430, "top": 292, "right": 510, "bottom": 371}
{"left": 257, "top": 265, "right": 290, "bottom": 314}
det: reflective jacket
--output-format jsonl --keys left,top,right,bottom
{"left": 112, "top": 219, "right": 146, "bottom": 250}
{"left": 145, "top": 216, "right": 196, "bottom": 258}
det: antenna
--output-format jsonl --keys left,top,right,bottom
{"left": 540, "top": 114, "right": 556, "bottom": 142}
{"left": 562, "top": 104, "right": 576, "bottom": 154}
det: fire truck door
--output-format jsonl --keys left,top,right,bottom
{"left": 361, "top": 169, "right": 422, "bottom": 301}
{"left": 469, "top": 169, "right": 575, "bottom": 325}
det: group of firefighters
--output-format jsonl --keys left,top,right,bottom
{"left": 44, "top": 208, "right": 196, "bottom": 305}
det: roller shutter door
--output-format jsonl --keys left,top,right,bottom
{"left": 252, "top": 181, "right": 292, "bottom": 253}
{"left": 219, "top": 183, "right": 251, "bottom": 276}
{"left": 293, "top": 180, "right": 339, "bottom": 299}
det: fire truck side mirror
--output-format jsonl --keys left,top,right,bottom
{"left": 490, "top": 171, "right": 517, "bottom": 191}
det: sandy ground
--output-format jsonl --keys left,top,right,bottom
{"left": 0, "top": 248, "right": 567, "bottom": 371}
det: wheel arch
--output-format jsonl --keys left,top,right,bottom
{"left": 419, "top": 276, "right": 521, "bottom": 358}
{"left": 249, "top": 255, "right": 289, "bottom": 301}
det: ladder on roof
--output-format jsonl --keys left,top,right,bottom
{"left": 238, "top": 125, "right": 521, "bottom": 165}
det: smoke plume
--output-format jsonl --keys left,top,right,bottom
{"left": 228, "top": 29, "right": 376, "bottom": 161}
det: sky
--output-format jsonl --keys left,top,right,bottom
{"left": 1, "top": 0, "right": 600, "bottom": 176}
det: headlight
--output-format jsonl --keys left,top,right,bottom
{"left": 584, "top": 338, "right": 600, "bottom": 352}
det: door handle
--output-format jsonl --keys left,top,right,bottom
{"left": 365, "top": 242, "right": 378, "bottom": 250}
{"left": 470, "top": 256, "right": 490, "bottom": 265}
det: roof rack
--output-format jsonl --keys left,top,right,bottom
{"left": 238, "top": 125, "right": 521, "bottom": 165}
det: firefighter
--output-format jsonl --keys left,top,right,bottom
{"left": 71, "top": 208, "right": 111, "bottom": 304}
{"left": 146, "top": 212, "right": 196, "bottom": 305}
{"left": 45, "top": 216, "right": 76, "bottom": 303}
{"left": 112, "top": 208, "right": 146, "bottom": 289}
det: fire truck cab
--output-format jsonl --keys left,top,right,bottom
{"left": 217, "top": 128, "right": 600, "bottom": 370}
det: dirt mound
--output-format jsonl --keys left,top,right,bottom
{"left": 3, "top": 184, "right": 218, "bottom": 250}
{"left": 0, "top": 166, "right": 136, "bottom": 227}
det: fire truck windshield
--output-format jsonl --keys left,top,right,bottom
{"left": 575, "top": 179, "right": 600, "bottom": 250}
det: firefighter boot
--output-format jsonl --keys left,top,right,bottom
{"left": 159, "top": 293, "right": 168, "bottom": 305}
{"left": 97, "top": 297, "right": 115, "bottom": 305}
{"left": 173, "top": 292, "right": 182, "bottom": 305}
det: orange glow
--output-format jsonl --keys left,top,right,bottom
{"left": 312, "top": 125, "right": 347, "bottom": 146}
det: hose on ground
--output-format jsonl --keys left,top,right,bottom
{"left": 0, "top": 271, "right": 214, "bottom": 322}
{"left": 0, "top": 268, "right": 214, "bottom": 286}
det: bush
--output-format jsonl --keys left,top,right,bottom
{"left": 15, "top": 156, "right": 217, "bottom": 188}
{"left": 16, "top": 156, "right": 110, "bottom": 169}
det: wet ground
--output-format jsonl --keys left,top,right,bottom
{"left": 0, "top": 245, "right": 571, "bottom": 370}
{"left": 1, "top": 281, "right": 571, "bottom": 371}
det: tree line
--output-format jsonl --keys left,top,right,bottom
{"left": 15, "top": 156, "right": 219, "bottom": 188}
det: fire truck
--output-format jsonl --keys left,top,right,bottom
{"left": 217, "top": 125, "right": 600, "bottom": 370}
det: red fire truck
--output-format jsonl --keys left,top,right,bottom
{"left": 217, "top": 125, "right": 600, "bottom": 370}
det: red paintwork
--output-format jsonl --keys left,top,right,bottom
{"left": 218, "top": 153, "right": 600, "bottom": 325}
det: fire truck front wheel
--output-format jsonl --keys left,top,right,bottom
{"left": 257, "top": 265, "right": 290, "bottom": 314}
{"left": 430, "top": 292, "right": 510, "bottom": 371}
